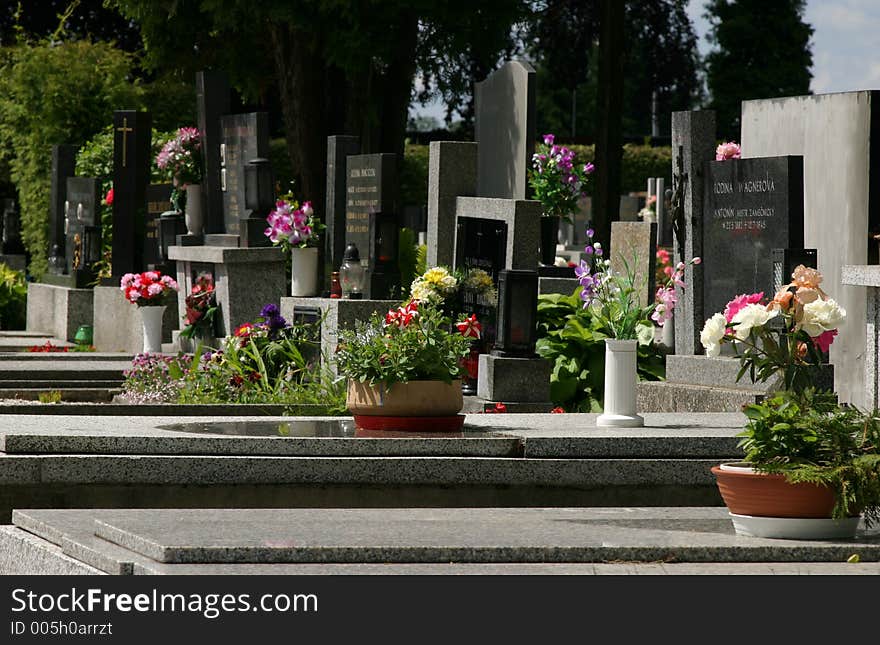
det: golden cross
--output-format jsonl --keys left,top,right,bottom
{"left": 116, "top": 117, "right": 133, "bottom": 168}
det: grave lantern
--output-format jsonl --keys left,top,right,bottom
{"left": 158, "top": 210, "right": 186, "bottom": 262}
{"left": 244, "top": 158, "right": 275, "bottom": 217}
{"left": 340, "top": 242, "right": 365, "bottom": 299}
{"left": 493, "top": 269, "right": 538, "bottom": 357}
{"left": 772, "top": 248, "right": 817, "bottom": 293}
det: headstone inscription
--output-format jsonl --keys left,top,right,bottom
{"left": 344, "top": 153, "right": 399, "bottom": 298}
{"left": 219, "top": 112, "right": 269, "bottom": 240}
{"left": 196, "top": 70, "right": 232, "bottom": 236}
{"left": 454, "top": 217, "right": 508, "bottom": 285}
{"left": 49, "top": 145, "right": 78, "bottom": 267}
{"left": 702, "top": 156, "right": 804, "bottom": 327}
{"left": 145, "top": 183, "right": 173, "bottom": 270}
{"left": 109, "top": 110, "right": 151, "bottom": 280}
{"left": 64, "top": 177, "right": 101, "bottom": 286}
{"left": 474, "top": 60, "right": 536, "bottom": 200}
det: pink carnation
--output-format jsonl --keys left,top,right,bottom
{"left": 812, "top": 329, "right": 838, "bottom": 353}
{"left": 723, "top": 292, "right": 764, "bottom": 323}
{"left": 716, "top": 142, "right": 742, "bottom": 161}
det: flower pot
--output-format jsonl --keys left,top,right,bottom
{"left": 184, "top": 184, "right": 203, "bottom": 236}
{"left": 347, "top": 380, "right": 465, "bottom": 432}
{"left": 539, "top": 216, "right": 561, "bottom": 266}
{"left": 712, "top": 463, "right": 860, "bottom": 539}
{"left": 596, "top": 339, "right": 644, "bottom": 427}
{"left": 139, "top": 305, "right": 166, "bottom": 354}
{"left": 290, "top": 246, "right": 319, "bottom": 297}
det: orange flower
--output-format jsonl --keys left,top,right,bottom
{"left": 791, "top": 265, "right": 823, "bottom": 289}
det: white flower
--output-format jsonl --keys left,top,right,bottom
{"left": 410, "top": 281, "right": 440, "bottom": 303}
{"left": 730, "top": 304, "right": 777, "bottom": 340}
{"left": 700, "top": 313, "right": 727, "bottom": 357}
{"left": 801, "top": 298, "right": 846, "bottom": 337}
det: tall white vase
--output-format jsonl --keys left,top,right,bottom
{"left": 596, "top": 338, "right": 644, "bottom": 427}
{"left": 184, "top": 183, "right": 203, "bottom": 235}
{"left": 290, "top": 246, "right": 319, "bottom": 297}
{"left": 139, "top": 305, "right": 166, "bottom": 354}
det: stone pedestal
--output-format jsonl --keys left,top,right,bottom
{"left": 92, "top": 286, "right": 177, "bottom": 353}
{"left": 538, "top": 277, "right": 579, "bottom": 296}
{"left": 25, "top": 283, "right": 93, "bottom": 342}
{"left": 168, "top": 245, "right": 285, "bottom": 338}
{"left": 842, "top": 264, "right": 880, "bottom": 408}
{"left": 476, "top": 353, "right": 552, "bottom": 403}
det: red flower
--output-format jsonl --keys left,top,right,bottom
{"left": 483, "top": 402, "right": 507, "bottom": 413}
{"left": 234, "top": 322, "right": 254, "bottom": 338}
{"left": 456, "top": 314, "right": 482, "bottom": 339}
{"left": 550, "top": 406, "right": 565, "bottom": 413}
{"left": 104, "top": 187, "right": 114, "bottom": 205}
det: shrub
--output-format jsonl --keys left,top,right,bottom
{"left": 0, "top": 262, "right": 27, "bottom": 330}
{"left": 0, "top": 40, "right": 144, "bottom": 278}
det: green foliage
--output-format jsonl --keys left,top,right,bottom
{"left": 335, "top": 300, "right": 472, "bottom": 385}
{"left": 536, "top": 288, "right": 665, "bottom": 412}
{"left": 705, "top": 0, "right": 813, "bottom": 139}
{"left": 415, "top": 243, "right": 427, "bottom": 276}
{"left": 0, "top": 40, "right": 144, "bottom": 278}
{"left": 0, "top": 262, "right": 27, "bottom": 330}
{"left": 269, "top": 138, "right": 294, "bottom": 194}
{"left": 37, "top": 391, "right": 63, "bottom": 404}
{"left": 397, "top": 227, "right": 418, "bottom": 299}
{"left": 739, "top": 390, "right": 880, "bottom": 525}
{"left": 400, "top": 143, "right": 430, "bottom": 206}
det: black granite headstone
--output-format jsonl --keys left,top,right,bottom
{"left": 145, "top": 183, "right": 173, "bottom": 269}
{"left": 326, "top": 136, "right": 360, "bottom": 272}
{"left": 64, "top": 177, "right": 101, "bottom": 286}
{"left": 454, "top": 216, "right": 508, "bottom": 285}
{"left": 49, "top": 144, "right": 78, "bottom": 265}
{"left": 219, "top": 112, "right": 269, "bottom": 237}
{"left": 702, "top": 156, "right": 804, "bottom": 323}
{"left": 109, "top": 110, "right": 151, "bottom": 280}
{"left": 196, "top": 71, "right": 231, "bottom": 235}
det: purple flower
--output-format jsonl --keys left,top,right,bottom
{"left": 543, "top": 134, "right": 555, "bottom": 146}
{"left": 586, "top": 228, "right": 594, "bottom": 239}
{"left": 260, "top": 303, "right": 280, "bottom": 319}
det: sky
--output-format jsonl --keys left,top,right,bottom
{"left": 413, "top": 0, "right": 880, "bottom": 122}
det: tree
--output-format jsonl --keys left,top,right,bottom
{"left": 0, "top": 0, "right": 142, "bottom": 50}
{"left": 705, "top": 0, "right": 813, "bottom": 139}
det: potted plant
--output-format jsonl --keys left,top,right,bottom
{"left": 575, "top": 228, "right": 700, "bottom": 427}
{"left": 334, "top": 299, "right": 481, "bottom": 432}
{"left": 179, "top": 273, "right": 219, "bottom": 351}
{"left": 120, "top": 270, "right": 179, "bottom": 354}
{"left": 264, "top": 193, "right": 324, "bottom": 297}
{"left": 698, "top": 265, "right": 880, "bottom": 538}
{"left": 527, "top": 133, "right": 595, "bottom": 266}
{"left": 155, "top": 126, "right": 203, "bottom": 235}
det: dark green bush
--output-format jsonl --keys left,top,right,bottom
{"left": 0, "top": 263, "right": 28, "bottom": 330}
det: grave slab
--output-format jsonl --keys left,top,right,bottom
{"left": 25, "top": 283, "right": 93, "bottom": 342}
{"left": 454, "top": 197, "right": 541, "bottom": 271}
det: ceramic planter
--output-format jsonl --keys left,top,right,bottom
{"left": 290, "top": 246, "right": 319, "bottom": 297}
{"left": 347, "top": 380, "right": 463, "bottom": 417}
{"left": 596, "top": 339, "right": 644, "bottom": 427}
{"left": 712, "top": 462, "right": 861, "bottom": 539}
{"left": 184, "top": 184, "right": 203, "bottom": 236}
{"left": 139, "top": 305, "right": 166, "bottom": 354}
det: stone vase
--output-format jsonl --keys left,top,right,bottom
{"left": 539, "top": 215, "right": 561, "bottom": 266}
{"left": 184, "top": 184, "right": 204, "bottom": 236}
{"left": 290, "top": 246, "right": 319, "bottom": 297}
{"left": 139, "top": 305, "right": 166, "bottom": 354}
{"left": 596, "top": 339, "right": 644, "bottom": 427}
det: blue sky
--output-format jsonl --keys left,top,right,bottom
{"left": 413, "top": 1, "right": 880, "bottom": 121}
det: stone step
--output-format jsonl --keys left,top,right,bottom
{"left": 0, "top": 352, "right": 132, "bottom": 361}
{"left": 0, "top": 337, "right": 76, "bottom": 353}
{"left": 0, "top": 380, "right": 122, "bottom": 389}
{"left": 638, "top": 381, "right": 763, "bottom": 413}
{"left": 665, "top": 354, "right": 834, "bottom": 392}
{"left": 0, "top": 331, "right": 58, "bottom": 338}
{"left": 0, "top": 388, "right": 119, "bottom": 402}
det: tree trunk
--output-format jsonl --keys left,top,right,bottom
{"left": 593, "top": 0, "right": 625, "bottom": 250}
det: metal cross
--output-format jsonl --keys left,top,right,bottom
{"left": 670, "top": 145, "right": 688, "bottom": 264}
{"left": 116, "top": 117, "right": 133, "bottom": 168}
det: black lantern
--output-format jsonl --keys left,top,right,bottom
{"left": 158, "top": 210, "right": 187, "bottom": 262}
{"left": 772, "top": 248, "right": 818, "bottom": 293}
{"left": 244, "top": 158, "right": 275, "bottom": 218}
{"left": 493, "top": 269, "right": 539, "bottom": 357}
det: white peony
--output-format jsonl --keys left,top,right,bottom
{"left": 700, "top": 313, "right": 728, "bottom": 357}
{"left": 731, "top": 304, "right": 778, "bottom": 340}
{"left": 801, "top": 298, "right": 846, "bottom": 337}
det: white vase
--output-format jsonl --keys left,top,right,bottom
{"left": 139, "top": 305, "right": 166, "bottom": 354}
{"left": 596, "top": 338, "right": 644, "bottom": 427}
{"left": 184, "top": 184, "right": 203, "bottom": 236}
{"left": 290, "top": 246, "right": 319, "bottom": 297}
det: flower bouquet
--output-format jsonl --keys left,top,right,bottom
{"left": 180, "top": 274, "right": 218, "bottom": 341}
{"left": 264, "top": 194, "right": 323, "bottom": 251}
{"left": 528, "top": 134, "right": 594, "bottom": 222}
{"left": 120, "top": 271, "right": 178, "bottom": 307}
{"left": 699, "top": 265, "right": 845, "bottom": 392}
{"left": 155, "top": 127, "right": 203, "bottom": 210}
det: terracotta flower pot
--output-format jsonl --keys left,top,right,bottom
{"left": 711, "top": 463, "right": 846, "bottom": 519}
{"left": 346, "top": 380, "right": 463, "bottom": 417}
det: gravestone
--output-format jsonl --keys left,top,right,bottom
{"left": 452, "top": 197, "right": 541, "bottom": 275}
{"left": 109, "top": 110, "right": 152, "bottom": 280}
{"left": 427, "top": 141, "right": 478, "bottom": 269}
{"left": 702, "top": 156, "right": 804, "bottom": 323}
{"left": 218, "top": 112, "right": 270, "bottom": 241}
{"left": 344, "top": 153, "right": 399, "bottom": 298}
{"left": 610, "top": 221, "right": 657, "bottom": 308}
{"left": 49, "top": 145, "right": 78, "bottom": 267}
{"left": 454, "top": 217, "right": 508, "bottom": 284}
{"left": 145, "top": 183, "right": 173, "bottom": 271}
{"left": 325, "top": 135, "right": 361, "bottom": 274}
{"left": 474, "top": 60, "right": 535, "bottom": 200}
{"left": 64, "top": 177, "right": 101, "bottom": 286}
{"left": 196, "top": 70, "right": 231, "bottom": 236}
{"left": 0, "top": 198, "right": 24, "bottom": 256}
{"left": 619, "top": 195, "right": 640, "bottom": 221}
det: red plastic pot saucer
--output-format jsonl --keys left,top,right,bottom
{"left": 353, "top": 414, "right": 465, "bottom": 434}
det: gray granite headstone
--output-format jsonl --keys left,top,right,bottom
{"left": 344, "top": 153, "right": 398, "bottom": 264}
{"left": 427, "top": 141, "right": 478, "bottom": 269}
{"left": 453, "top": 197, "right": 541, "bottom": 271}
{"left": 610, "top": 221, "right": 657, "bottom": 308}
{"left": 325, "top": 135, "right": 360, "bottom": 273}
{"left": 702, "top": 156, "right": 804, "bottom": 324}
{"left": 219, "top": 112, "right": 269, "bottom": 237}
{"left": 49, "top": 144, "right": 78, "bottom": 265}
{"left": 64, "top": 177, "right": 101, "bottom": 282}
{"left": 196, "top": 70, "right": 231, "bottom": 235}
{"left": 474, "top": 60, "right": 535, "bottom": 200}
{"left": 671, "top": 110, "right": 716, "bottom": 356}
{"left": 454, "top": 217, "right": 508, "bottom": 284}
{"left": 110, "top": 110, "right": 151, "bottom": 279}
{"left": 619, "top": 195, "right": 640, "bottom": 221}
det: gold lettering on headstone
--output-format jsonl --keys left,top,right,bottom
{"left": 73, "top": 233, "right": 82, "bottom": 270}
{"left": 116, "top": 117, "right": 133, "bottom": 168}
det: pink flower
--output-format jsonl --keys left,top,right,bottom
{"left": 652, "top": 287, "right": 678, "bottom": 326}
{"left": 543, "top": 134, "right": 555, "bottom": 146}
{"left": 812, "top": 329, "right": 838, "bottom": 353}
{"left": 723, "top": 293, "right": 765, "bottom": 324}
{"left": 716, "top": 142, "right": 742, "bottom": 161}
